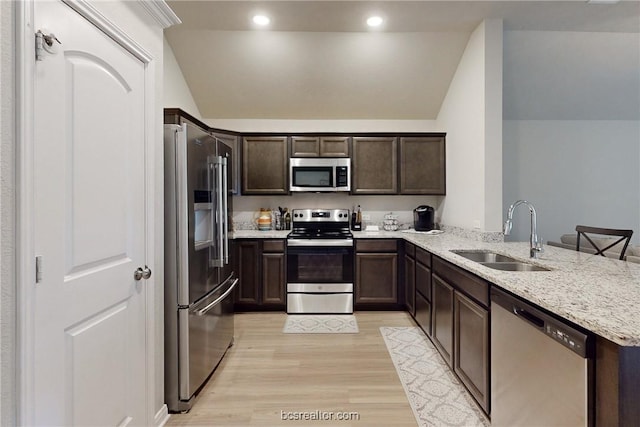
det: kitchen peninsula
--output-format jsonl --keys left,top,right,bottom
{"left": 232, "top": 228, "right": 640, "bottom": 425}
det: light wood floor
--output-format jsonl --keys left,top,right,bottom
{"left": 166, "top": 311, "right": 418, "bottom": 426}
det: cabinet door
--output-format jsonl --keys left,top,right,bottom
{"left": 431, "top": 274, "right": 454, "bottom": 367}
{"left": 235, "top": 240, "right": 260, "bottom": 304}
{"left": 320, "top": 136, "right": 349, "bottom": 157}
{"left": 262, "top": 253, "right": 285, "bottom": 305}
{"left": 415, "top": 291, "right": 431, "bottom": 336}
{"left": 416, "top": 261, "right": 431, "bottom": 300}
{"left": 399, "top": 136, "right": 445, "bottom": 195}
{"left": 213, "top": 131, "right": 240, "bottom": 195}
{"left": 291, "top": 136, "right": 319, "bottom": 157}
{"left": 352, "top": 136, "right": 398, "bottom": 194}
{"left": 355, "top": 253, "right": 398, "bottom": 303}
{"left": 454, "top": 291, "right": 489, "bottom": 413}
{"left": 405, "top": 254, "right": 415, "bottom": 316}
{"left": 242, "top": 136, "right": 288, "bottom": 194}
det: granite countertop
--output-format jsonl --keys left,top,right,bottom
{"left": 403, "top": 233, "right": 640, "bottom": 347}
{"left": 231, "top": 229, "right": 640, "bottom": 346}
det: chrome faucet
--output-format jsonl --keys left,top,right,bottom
{"left": 504, "top": 200, "right": 543, "bottom": 258}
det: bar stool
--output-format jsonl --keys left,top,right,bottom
{"left": 575, "top": 225, "right": 634, "bottom": 260}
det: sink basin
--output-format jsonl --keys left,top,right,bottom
{"left": 450, "top": 250, "right": 551, "bottom": 272}
{"left": 451, "top": 250, "right": 518, "bottom": 263}
{"left": 480, "top": 262, "right": 550, "bottom": 272}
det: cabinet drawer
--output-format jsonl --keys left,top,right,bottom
{"left": 415, "top": 247, "right": 431, "bottom": 267}
{"left": 263, "top": 240, "right": 285, "bottom": 252}
{"left": 356, "top": 239, "right": 397, "bottom": 252}
{"left": 405, "top": 242, "right": 415, "bottom": 258}
{"left": 433, "top": 257, "right": 489, "bottom": 308}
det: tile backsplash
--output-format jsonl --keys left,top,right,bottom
{"left": 230, "top": 193, "right": 503, "bottom": 242}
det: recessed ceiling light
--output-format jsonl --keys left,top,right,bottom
{"left": 367, "top": 16, "right": 384, "bottom": 27}
{"left": 252, "top": 15, "right": 270, "bottom": 26}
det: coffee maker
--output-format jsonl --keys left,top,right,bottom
{"left": 413, "top": 205, "right": 435, "bottom": 231}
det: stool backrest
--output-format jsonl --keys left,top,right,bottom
{"left": 575, "top": 225, "right": 633, "bottom": 260}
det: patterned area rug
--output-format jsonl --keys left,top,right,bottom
{"left": 380, "top": 327, "right": 489, "bottom": 427}
{"left": 282, "top": 315, "right": 359, "bottom": 334}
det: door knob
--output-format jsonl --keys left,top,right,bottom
{"left": 134, "top": 266, "right": 152, "bottom": 281}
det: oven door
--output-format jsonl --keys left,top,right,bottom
{"left": 286, "top": 240, "right": 354, "bottom": 284}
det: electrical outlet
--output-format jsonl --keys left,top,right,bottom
{"left": 362, "top": 214, "right": 371, "bottom": 221}
{"left": 473, "top": 220, "right": 481, "bottom": 230}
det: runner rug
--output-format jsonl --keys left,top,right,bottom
{"left": 380, "top": 326, "right": 489, "bottom": 427}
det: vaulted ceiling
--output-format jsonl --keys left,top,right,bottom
{"left": 165, "top": 1, "right": 640, "bottom": 120}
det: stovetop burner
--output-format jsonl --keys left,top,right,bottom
{"left": 287, "top": 230, "right": 353, "bottom": 239}
{"left": 287, "top": 208, "right": 352, "bottom": 240}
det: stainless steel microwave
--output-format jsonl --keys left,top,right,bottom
{"left": 289, "top": 158, "right": 350, "bottom": 192}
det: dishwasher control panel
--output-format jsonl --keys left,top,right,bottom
{"left": 545, "top": 324, "right": 588, "bottom": 356}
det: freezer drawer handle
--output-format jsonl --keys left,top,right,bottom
{"left": 195, "top": 278, "right": 238, "bottom": 316}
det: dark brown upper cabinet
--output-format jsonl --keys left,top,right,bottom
{"left": 399, "top": 136, "right": 446, "bottom": 195}
{"left": 351, "top": 136, "right": 398, "bottom": 194}
{"left": 291, "top": 136, "right": 349, "bottom": 157}
{"left": 242, "top": 136, "right": 288, "bottom": 195}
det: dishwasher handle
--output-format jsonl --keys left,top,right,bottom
{"left": 513, "top": 307, "right": 544, "bottom": 329}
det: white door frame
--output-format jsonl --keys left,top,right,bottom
{"left": 15, "top": 0, "right": 162, "bottom": 423}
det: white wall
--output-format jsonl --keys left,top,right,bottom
{"left": 503, "top": 30, "right": 640, "bottom": 245}
{"left": 436, "top": 20, "right": 504, "bottom": 233}
{"left": 163, "top": 36, "right": 202, "bottom": 118}
{"left": 0, "top": 0, "right": 15, "bottom": 423}
{"left": 503, "top": 120, "right": 640, "bottom": 244}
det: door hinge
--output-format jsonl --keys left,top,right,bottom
{"left": 35, "top": 29, "right": 61, "bottom": 62}
{"left": 36, "top": 256, "right": 43, "bottom": 283}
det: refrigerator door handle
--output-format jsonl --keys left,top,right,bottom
{"left": 210, "top": 156, "right": 225, "bottom": 268}
{"left": 222, "top": 156, "right": 229, "bottom": 265}
{"left": 194, "top": 278, "right": 238, "bottom": 316}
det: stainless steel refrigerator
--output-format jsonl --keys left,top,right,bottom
{"left": 164, "top": 119, "right": 236, "bottom": 413}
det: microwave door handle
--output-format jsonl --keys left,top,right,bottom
{"left": 222, "top": 156, "right": 229, "bottom": 264}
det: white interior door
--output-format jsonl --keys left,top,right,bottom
{"left": 32, "top": 1, "right": 148, "bottom": 424}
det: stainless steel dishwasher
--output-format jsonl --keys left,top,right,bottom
{"left": 491, "top": 287, "right": 594, "bottom": 427}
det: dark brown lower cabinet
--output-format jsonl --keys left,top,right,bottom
{"left": 454, "top": 291, "right": 489, "bottom": 413}
{"left": 355, "top": 239, "right": 398, "bottom": 307}
{"left": 431, "top": 274, "right": 454, "bottom": 367}
{"left": 262, "top": 253, "right": 285, "bottom": 305}
{"left": 235, "top": 240, "right": 260, "bottom": 305}
{"left": 415, "top": 259, "right": 432, "bottom": 335}
{"left": 356, "top": 253, "right": 398, "bottom": 304}
{"left": 234, "top": 239, "right": 286, "bottom": 310}
{"left": 405, "top": 254, "right": 415, "bottom": 316}
{"left": 431, "top": 256, "right": 490, "bottom": 415}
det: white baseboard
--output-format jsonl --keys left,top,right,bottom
{"left": 154, "top": 404, "right": 170, "bottom": 427}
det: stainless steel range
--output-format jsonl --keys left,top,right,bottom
{"left": 286, "top": 209, "right": 354, "bottom": 314}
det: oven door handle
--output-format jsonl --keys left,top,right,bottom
{"left": 287, "top": 239, "right": 354, "bottom": 247}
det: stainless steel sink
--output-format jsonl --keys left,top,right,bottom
{"left": 451, "top": 250, "right": 551, "bottom": 272}
{"left": 451, "top": 250, "right": 518, "bottom": 263}
{"left": 480, "top": 262, "right": 550, "bottom": 272}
